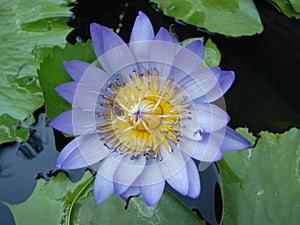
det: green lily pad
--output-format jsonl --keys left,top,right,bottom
{"left": 151, "top": 0, "right": 263, "bottom": 36}
{"left": 218, "top": 128, "right": 300, "bottom": 224}
{"left": 37, "top": 41, "right": 96, "bottom": 121}
{"left": 0, "top": 73, "right": 42, "bottom": 144}
{"left": 7, "top": 171, "right": 204, "bottom": 225}
{"left": 290, "top": 0, "right": 300, "bottom": 13}
{"left": 203, "top": 39, "right": 221, "bottom": 67}
{"left": 271, "top": 0, "right": 300, "bottom": 18}
{"left": 0, "top": 114, "right": 32, "bottom": 144}
{"left": 0, "top": 0, "right": 72, "bottom": 143}
{"left": 0, "top": 75, "right": 44, "bottom": 121}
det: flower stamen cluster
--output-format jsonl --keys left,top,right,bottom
{"left": 97, "top": 69, "right": 192, "bottom": 159}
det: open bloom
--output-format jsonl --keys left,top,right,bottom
{"left": 50, "top": 11, "right": 251, "bottom": 206}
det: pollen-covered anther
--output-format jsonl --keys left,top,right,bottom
{"left": 96, "top": 69, "right": 190, "bottom": 158}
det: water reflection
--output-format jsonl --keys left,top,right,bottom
{"left": 0, "top": 113, "right": 84, "bottom": 225}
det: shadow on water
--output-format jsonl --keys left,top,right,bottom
{"left": 0, "top": 112, "right": 84, "bottom": 225}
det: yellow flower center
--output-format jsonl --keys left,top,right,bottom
{"left": 97, "top": 69, "right": 190, "bottom": 158}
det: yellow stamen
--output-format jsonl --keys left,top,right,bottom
{"left": 96, "top": 69, "right": 190, "bottom": 158}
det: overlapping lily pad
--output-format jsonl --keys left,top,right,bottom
{"left": 38, "top": 41, "right": 96, "bottom": 121}
{"left": 271, "top": 0, "right": 300, "bottom": 18}
{"left": 7, "top": 171, "right": 204, "bottom": 225}
{"left": 219, "top": 128, "right": 300, "bottom": 224}
{"left": 151, "top": 0, "right": 263, "bottom": 36}
{"left": 0, "top": 0, "right": 72, "bottom": 144}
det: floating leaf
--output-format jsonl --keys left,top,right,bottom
{"left": 0, "top": 72, "right": 41, "bottom": 144}
{"left": 203, "top": 39, "right": 221, "bottom": 67}
{"left": 38, "top": 41, "right": 96, "bottom": 121}
{"left": 290, "top": 0, "right": 300, "bottom": 13}
{"left": 151, "top": 0, "right": 263, "bottom": 36}
{"left": 0, "top": 75, "right": 43, "bottom": 121}
{"left": 271, "top": 0, "right": 300, "bottom": 18}
{"left": 0, "top": 114, "right": 30, "bottom": 144}
{"left": 219, "top": 128, "right": 300, "bottom": 224}
{"left": 0, "top": 0, "right": 72, "bottom": 143}
{"left": 7, "top": 171, "right": 205, "bottom": 225}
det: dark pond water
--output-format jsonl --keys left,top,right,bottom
{"left": 1, "top": 0, "right": 300, "bottom": 224}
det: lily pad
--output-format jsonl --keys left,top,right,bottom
{"left": 151, "top": 0, "right": 263, "bottom": 36}
{"left": 219, "top": 128, "right": 300, "bottom": 224}
{"left": 0, "top": 114, "right": 30, "bottom": 144}
{"left": 7, "top": 171, "right": 205, "bottom": 225}
{"left": 290, "top": 0, "right": 300, "bottom": 13}
{"left": 0, "top": 0, "right": 72, "bottom": 143}
{"left": 271, "top": 0, "right": 300, "bottom": 18}
{"left": 203, "top": 39, "right": 221, "bottom": 67}
{"left": 37, "top": 41, "right": 96, "bottom": 121}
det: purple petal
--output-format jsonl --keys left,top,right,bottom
{"left": 180, "top": 134, "right": 224, "bottom": 162}
{"left": 56, "top": 134, "right": 109, "bottom": 169}
{"left": 49, "top": 109, "right": 96, "bottom": 135}
{"left": 63, "top": 60, "right": 91, "bottom": 82}
{"left": 90, "top": 23, "right": 125, "bottom": 58}
{"left": 196, "top": 70, "right": 235, "bottom": 102}
{"left": 113, "top": 155, "right": 146, "bottom": 195}
{"left": 185, "top": 158, "right": 201, "bottom": 198}
{"left": 154, "top": 27, "right": 176, "bottom": 42}
{"left": 96, "top": 155, "right": 122, "bottom": 182}
{"left": 181, "top": 103, "right": 229, "bottom": 139}
{"left": 90, "top": 23, "right": 136, "bottom": 75}
{"left": 138, "top": 161, "right": 164, "bottom": 186}
{"left": 148, "top": 28, "right": 179, "bottom": 78}
{"left": 94, "top": 173, "right": 114, "bottom": 204}
{"left": 119, "top": 186, "right": 140, "bottom": 201}
{"left": 186, "top": 40, "right": 204, "bottom": 60}
{"left": 129, "top": 11, "right": 154, "bottom": 69}
{"left": 63, "top": 60, "right": 110, "bottom": 87}
{"left": 178, "top": 67, "right": 220, "bottom": 100}
{"left": 55, "top": 82, "right": 99, "bottom": 110}
{"left": 172, "top": 40, "right": 204, "bottom": 77}
{"left": 220, "top": 126, "right": 252, "bottom": 151}
{"left": 130, "top": 11, "right": 154, "bottom": 42}
{"left": 159, "top": 148, "right": 189, "bottom": 195}
{"left": 165, "top": 162, "right": 189, "bottom": 196}
{"left": 140, "top": 181, "right": 165, "bottom": 207}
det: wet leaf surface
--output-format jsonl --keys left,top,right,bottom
{"left": 7, "top": 171, "right": 205, "bottom": 225}
{"left": 151, "top": 0, "right": 263, "bottom": 36}
{"left": 0, "top": 0, "right": 72, "bottom": 143}
{"left": 271, "top": 0, "right": 300, "bottom": 18}
{"left": 38, "top": 41, "right": 96, "bottom": 120}
{"left": 219, "top": 128, "right": 300, "bottom": 224}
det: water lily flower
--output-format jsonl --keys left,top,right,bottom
{"left": 50, "top": 11, "right": 251, "bottom": 206}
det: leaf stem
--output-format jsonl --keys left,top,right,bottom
{"left": 66, "top": 175, "right": 95, "bottom": 225}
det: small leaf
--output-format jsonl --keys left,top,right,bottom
{"left": 203, "top": 39, "right": 221, "bottom": 67}
{"left": 7, "top": 171, "right": 205, "bottom": 225}
{"left": 151, "top": 0, "right": 263, "bottom": 36}
{"left": 0, "top": 114, "right": 30, "bottom": 144}
{"left": 37, "top": 41, "right": 96, "bottom": 120}
{"left": 218, "top": 128, "right": 300, "bottom": 224}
